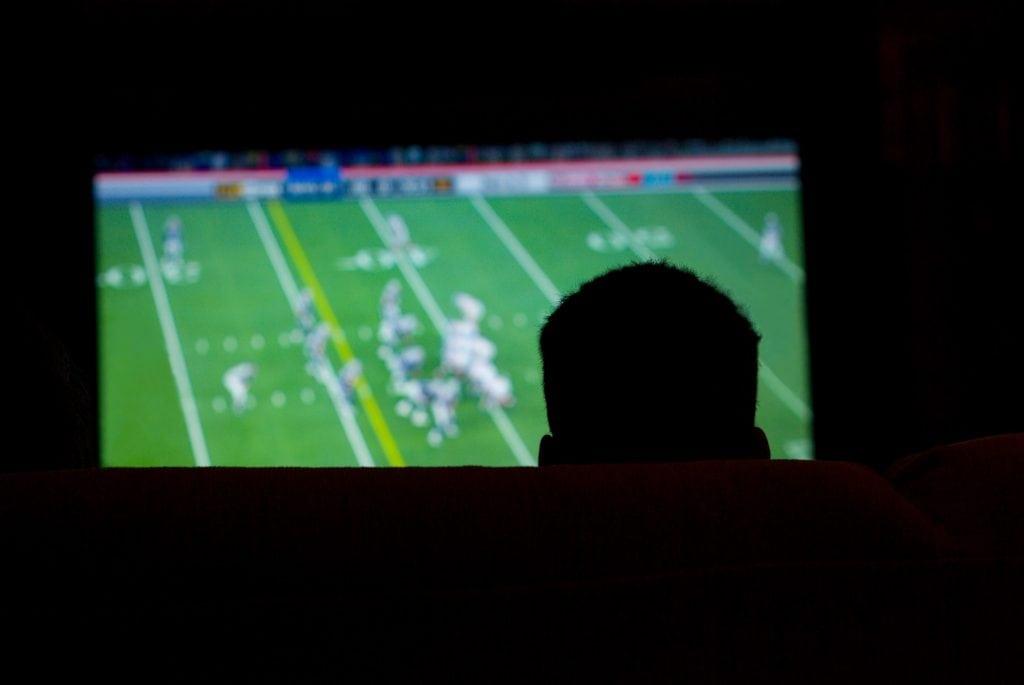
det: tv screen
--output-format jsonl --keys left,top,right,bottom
{"left": 95, "top": 141, "right": 811, "bottom": 466}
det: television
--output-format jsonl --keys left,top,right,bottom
{"left": 95, "top": 141, "right": 811, "bottom": 467}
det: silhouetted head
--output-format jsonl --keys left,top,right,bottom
{"left": 538, "top": 262, "right": 768, "bottom": 465}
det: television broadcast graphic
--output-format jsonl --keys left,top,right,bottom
{"left": 95, "top": 142, "right": 811, "bottom": 467}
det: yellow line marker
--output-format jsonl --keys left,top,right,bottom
{"left": 266, "top": 200, "right": 406, "bottom": 467}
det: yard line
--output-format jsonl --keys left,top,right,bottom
{"left": 363, "top": 205, "right": 448, "bottom": 333}
{"left": 758, "top": 363, "right": 811, "bottom": 421}
{"left": 470, "top": 196, "right": 562, "bottom": 304}
{"left": 580, "top": 191, "right": 812, "bottom": 421}
{"left": 692, "top": 185, "right": 805, "bottom": 283}
{"left": 247, "top": 201, "right": 375, "bottom": 468}
{"left": 129, "top": 202, "right": 211, "bottom": 467}
{"left": 489, "top": 407, "right": 535, "bottom": 466}
{"left": 360, "top": 197, "right": 536, "bottom": 466}
{"left": 264, "top": 200, "right": 406, "bottom": 467}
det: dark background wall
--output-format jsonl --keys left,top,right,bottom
{"left": 8, "top": 0, "right": 1016, "bottom": 470}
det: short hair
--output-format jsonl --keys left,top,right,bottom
{"left": 539, "top": 261, "right": 761, "bottom": 460}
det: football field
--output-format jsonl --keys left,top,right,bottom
{"left": 97, "top": 187, "right": 811, "bottom": 467}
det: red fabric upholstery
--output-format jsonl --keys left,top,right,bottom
{"left": 887, "top": 433, "right": 1024, "bottom": 557}
{"left": 2, "top": 456, "right": 1020, "bottom": 679}
{"left": 1, "top": 460, "right": 949, "bottom": 594}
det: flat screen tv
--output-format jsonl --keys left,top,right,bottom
{"left": 95, "top": 140, "right": 811, "bottom": 466}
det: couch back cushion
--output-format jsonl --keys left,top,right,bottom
{"left": 887, "top": 433, "right": 1024, "bottom": 556}
{"left": 1, "top": 460, "right": 950, "bottom": 593}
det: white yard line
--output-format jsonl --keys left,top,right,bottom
{"left": 472, "top": 199, "right": 560, "bottom": 311}
{"left": 758, "top": 363, "right": 811, "bottom": 421}
{"left": 247, "top": 200, "right": 375, "bottom": 467}
{"left": 580, "top": 191, "right": 812, "bottom": 421}
{"left": 360, "top": 197, "right": 535, "bottom": 466}
{"left": 363, "top": 200, "right": 448, "bottom": 333}
{"left": 471, "top": 196, "right": 562, "bottom": 304}
{"left": 692, "top": 185, "right": 805, "bottom": 283}
{"left": 488, "top": 408, "right": 535, "bottom": 466}
{"left": 130, "top": 202, "right": 211, "bottom": 467}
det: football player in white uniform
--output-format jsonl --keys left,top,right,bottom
{"left": 222, "top": 362, "right": 257, "bottom": 414}
{"left": 759, "top": 212, "right": 785, "bottom": 263}
{"left": 379, "top": 313, "right": 420, "bottom": 348}
{"left": 427, "top": 376, "right": 461, "bottom": 439}
{"left": 387, "top": 214, "right": 411, "bottom": 251}
{"left": 380, "top": 279, "right": 402, "bottom": 321}
{"left": 387, "top": 345, "right": 425, "bottom": 387}
{"left": 480, "top": 373, "right": 514, "bottom": 409}
{"left": 162, "top": 215, "right": 185, "bottom": 279}
{"left": 441, "top": 319, "right": 480, "bottom": 376}
{"left": 305, "top": 323, "right": 332, "bottom": 382}
{"left": 295, "top": 288, "right": 316, "bottom": 333}
{"left": 454, "top": 292, "right": 485, "bottom": 323}
{"left": 337, "top": 359, "right": 363, "bottom": 402}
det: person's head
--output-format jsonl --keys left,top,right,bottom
{"left": 538, "top": 261, "right": 768, "bottom": 465}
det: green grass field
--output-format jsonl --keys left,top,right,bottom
{"left": 97, "top": 187, "right": 811, "bottom": 467}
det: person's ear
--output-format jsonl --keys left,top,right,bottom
{"left": 751, "top": 427, "right": 771, "bottom": 459}
{"left": 538, "top": 434, "right": 557, "bottom": 466}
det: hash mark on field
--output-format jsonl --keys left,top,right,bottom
{"left": 223, "top": 336, "right": 238, "bottom": 352}
{"left": 582, "top": 191, "right": 656, "bottom": 260}
{"left": 301, "top": 388, "right": 316, "bottom": 405}
{"left": 488, "top": 314, "right": 503, "bottom": 330}
{"left": 513, "top": 313, "right": 528, "bottom": 328}
{"left": 212, "top": 397, "right": 226, "bottom": 413}
{"left": 251, "top": 334, "right": 265, "bottom": 350}
{"left": 195, "top": 338, "right": 209, "bottom": 355}
{"left": 358, "top": 326, "right": 373, "bottom": 341}
{"left": 271, "top": 391, "right": 286, "bottom": 408}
